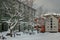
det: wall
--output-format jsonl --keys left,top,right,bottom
{"left": 45, "top": 16, "right": 58, "bottom": 32}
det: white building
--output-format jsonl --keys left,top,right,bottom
{"left": 42, "top": 13, "right": 60, "bottom": 32}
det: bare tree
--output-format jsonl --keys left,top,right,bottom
{"left": 36, "top": 6, "right": 48, "bottom": 17}
{"left": 20, "top": 0, "right": 34, "bottom": 7}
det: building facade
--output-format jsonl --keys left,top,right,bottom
{"left": 0, "top": 0, "right": 36, "bottom": 32}
{"left": 33, "top": 12, "right": 60, "bottom": 33}
{"left": 45, "top": 15, "right": 58, "bottom": 32}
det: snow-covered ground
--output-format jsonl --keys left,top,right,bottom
{"left": 0, "top": 31, "right": 60, "bottom": 40}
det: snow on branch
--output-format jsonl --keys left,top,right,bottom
{"left": 10, "top": 20, "right": 18, "bottom": 30}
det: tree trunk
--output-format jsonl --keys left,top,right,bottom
{"left": 10, "top": 29, "right": 12, "bottom": 37}
{"left": 19, "top": 25, "right": 20, "bottom": 32}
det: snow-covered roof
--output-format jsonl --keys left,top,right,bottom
{"left": 43, "top": 13, "right": 60, "bottom": 16}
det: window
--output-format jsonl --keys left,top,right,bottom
{"left": 48, "top": 23, "right": 49, "bottom": 25}
{"left": 48, "top": 29, "right": 49, "bottom": 30}
{"left": 50, "top": 18, "right": 52, "bottom": 29}
{"left": 54, "top": 29, "right": 55, "bottom": 30}
{"left": 47, "top": 26, "right": 49, "bottom": 28}
{"left": 53, "top": 23, "right": 55, "bottom": 25}
{"left": 54, "top": 26, "right": 56, "bottom": 28}
{"left": 51, "top": 26, "right": 52, "bottom": 28}
{"left": 50, "top": 18, "right": 52, "bottom": 22}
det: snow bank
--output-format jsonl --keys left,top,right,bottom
{"left": 1, "top": 31, "right": 60, "bottom": 40}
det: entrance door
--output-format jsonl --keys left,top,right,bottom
{"left": 2, "top": 22, "right": 8, "bottom": 31}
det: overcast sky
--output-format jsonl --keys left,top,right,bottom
{"left": 33, "top": 0, "right": 60, "bottom": 13}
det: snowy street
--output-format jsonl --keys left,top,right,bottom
{"left": 0, "top": 31, "right": 60, "bottom": 40}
